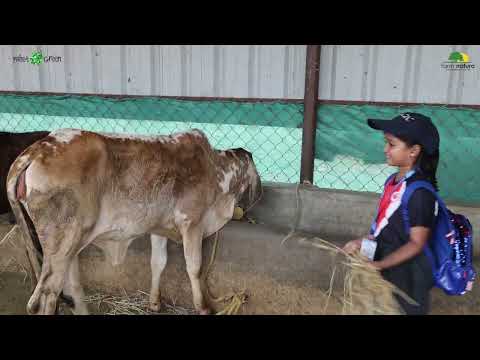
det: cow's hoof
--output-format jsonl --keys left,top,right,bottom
{"left": 27, "top": 293, "right": 57, "bottom": 315}
{"left": 149, "top": 302, "right": 162, "bottom": 312}
{"left": 199, "top": 307, "right": 211, "bottom": 315}
{"left": 71, "top": 303, "right": 90, "bottom": 315}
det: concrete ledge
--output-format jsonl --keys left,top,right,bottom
{"left": 249, "top": 182, "right": 480, "bottom": 257}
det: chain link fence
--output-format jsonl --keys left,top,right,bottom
{"left": 313, "top": 103, "right": 480, "bottom": 206}
{"left": 0, "top": 93, "right": 305, "bottom": 184}
{"left": 0, "top": 93, "right": 479, "bottom": 206}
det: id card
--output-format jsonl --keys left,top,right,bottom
{"left": 360, "top": 238, "right": 377, "bottom": 260}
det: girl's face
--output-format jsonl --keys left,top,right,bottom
{"left": 383, "top": 133, "right": 418, "bottom": 167}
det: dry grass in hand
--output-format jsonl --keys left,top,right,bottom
{"left": 299, "top": 237, "right": 417, "bottom": 315}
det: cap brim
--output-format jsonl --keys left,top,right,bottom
{"left": 367, "top": 119, "right": 390, "bottom": 131}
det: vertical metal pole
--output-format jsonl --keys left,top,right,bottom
{"left": 300, "top": 45, "right": 321, "bottom": 184}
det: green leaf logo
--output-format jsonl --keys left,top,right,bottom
{"left": 448, "top": 52, "right": 464, "bottom": 63}
{"left": 29, "top": 51, "right": 44, "bottom": 65}
{"left": 448, "top": 51, "right": 470, "bottom": 62}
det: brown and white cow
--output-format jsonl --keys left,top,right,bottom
{"left": 7, "top": 128, "right": 262, "bottom": 315}
{"left": 0, "top": 131, "right": 50, "bottom": 223}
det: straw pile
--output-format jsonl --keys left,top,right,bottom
{"left": 0, "top": 225, "right": 32, "bottom": 286}
{"left": 82, "top": 290, "right": 196, "bottom": 315}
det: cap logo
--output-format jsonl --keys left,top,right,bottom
{"left": 400, "top": 113, "right": 415, "bottom": 122}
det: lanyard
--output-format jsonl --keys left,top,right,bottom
{"left": 370, "top": 169, "right": 416, "bottom": 236}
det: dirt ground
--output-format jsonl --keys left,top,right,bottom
{"left": 2, "top": 266, "right": 479, "bottom": 315}
{"left": 1, "top": 218, "right": 479, "bottom": 315}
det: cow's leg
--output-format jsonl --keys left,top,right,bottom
{"left": 7, "top": 211, "right": 16, "bottom": 224}
{"left": 182, "top": 226, "right": 210, "bottom": 315}
{"left": 149, "top": 234, "right": 168, "bottom": 312}
{"left": 62, "top": 256, "right": 89, "bottom": 315}
{"left": 27, "top": 220, "right": 83, "bottom": 315}
{"left": 28, "top": 254, "right": 72, "bottom": 315}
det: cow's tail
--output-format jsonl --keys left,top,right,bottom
{"left": 6, "top": 141, "right": 76, "bottom": 310}
{"left": 5, "top": 143, "right": 44, "bottom": 288}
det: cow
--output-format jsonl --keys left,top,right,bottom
{"left": 7, "top": 128, "right": 262, "bottom": 315}
{"left": 0, "top": 131, "right": 50, "bottom": 223}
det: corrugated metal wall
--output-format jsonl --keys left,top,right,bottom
{"left": 319, "top": 45, "right": 480, "bottom": 104}
{"left": 2, "top": 45, "right": 479, "bottom": 105}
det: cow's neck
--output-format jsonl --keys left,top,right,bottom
{"left": 214, "top": 150, "right": 245, "bottom": 194}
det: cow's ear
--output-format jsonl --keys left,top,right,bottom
{"left": 239, "top": 148, "right": 253, "bottom": 160}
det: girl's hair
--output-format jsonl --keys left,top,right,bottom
{"left": 396, "top": 134, "right": 440, "bottom": 191}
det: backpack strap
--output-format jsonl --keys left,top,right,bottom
{"left": 400, "top": 180, "right": 451, "bottom": 268}
{"left": 400, "top": 180, "right": 451, "bottom": 233}
{"left": 401, "top": 181, "right": 434, "bottom": 233}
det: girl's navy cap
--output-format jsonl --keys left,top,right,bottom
{"left": 367, "top": 113, "right": 440, "bottom": 155}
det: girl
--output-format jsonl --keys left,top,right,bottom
{"left": 343, "top": 112, "right": 440, "bottom": 315}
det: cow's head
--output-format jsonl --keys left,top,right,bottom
{"left": 230, "top": 148, "right": 262, "bottom": 213}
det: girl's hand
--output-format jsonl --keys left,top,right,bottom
{"left": 343, "top": 239, "right": 362, "bottom": 254}
{"left": 343, "top": 234, "right": 374, "bottom": 254}
{"left": 369, "top": 260, "right": 383, "bottom": 270}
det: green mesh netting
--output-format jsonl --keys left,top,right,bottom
{"left": 0, "top": 94, "right": 478, "bottom": 206}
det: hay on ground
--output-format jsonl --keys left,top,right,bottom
{"left": 82, "top": 290, "right": 196, "bottom": 315}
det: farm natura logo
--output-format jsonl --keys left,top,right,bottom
{"left": 441, "top": 52, "right": 475, "bottom": 71}
{"left": 12, "top": 50, "right": 62, "bottom": 65}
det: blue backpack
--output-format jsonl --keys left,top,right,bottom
{"left": 401, "top": 180, "right": 476, "bottom": 296}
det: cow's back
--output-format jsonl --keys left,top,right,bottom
{"left": 20, "top": 129, "right": 218, "bottom": 229}
{"left": 99, "top": 129, "right": 217, "bottom": 198}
